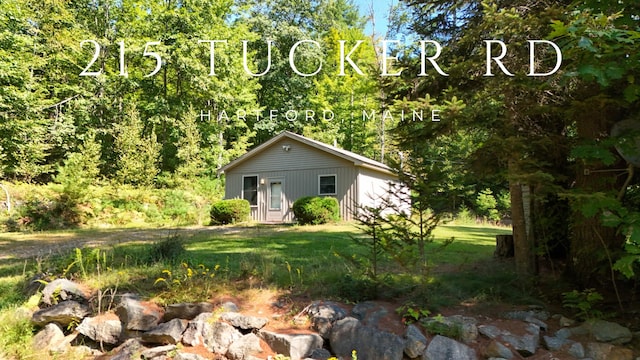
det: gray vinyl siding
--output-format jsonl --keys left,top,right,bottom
{"left": 229, "top": 138, "right": 352, "bottom": 173}
{"left": 224, "top": 138, "right": 360, "bottom": 222}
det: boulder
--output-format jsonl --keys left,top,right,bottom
{"left": 568, "top": 342, "right": 585, "bottom": 358}
{"left": 423, "top": 335, "right": 477, "bottom": 360}
{"left": 174, "top": 353, "right": 208, "bottom": 360}
{"left": 306, "top": 301, "right": 347, "bottom": 339}
{"left": 308, "top": 348, "right": 333, "bottom": 360}
{"left": 259, "top": 330, "right": 323, "bottom": 360}
{"left": 329, "top": 317, "right": 404, "bottom": 360}
{"left": 219, "top": 301, "right": 240, "bottom": 313}
{"left": 109, "top": 338, "right": 147, "bottom": 360}
{"left": 220, "top": 312, "right": 268, "bottom": 330}
{"left": 351, "top": 301, "right": 388, "bottom": 328}
{"left": 41, "top": 278, "right": 91, "bottom": 306}
{"left": 142, "top": 318, "right": 188, "bottom": 345}
{"left": 32, "top": 323, "right": 65, "bottom": 353}
{"left": 226, "top": 333, "right": 263, "bottom": 360}
{"left": 32, "top": 300, "right": 91, "bottom": 327}
{"left": 76, "top": 313, "right": 122, "bottom": 344}
{"left": 163, "top": 302, "right": 214, "bottom": 321}
{"left": 542, "top": 335, "right": 567, "bottom": 351}
{"left": 404, "top": 324, "right": 428, "bottom": 358}
{"left": 141, "top": 344, "right": 177, "bottom": 359}
{"left": 478, "top": 325, "right": 502, "bottom": 339}
{"left": 585, "top": 342, "right": 634, "bottom": 360}
{"left": 583, "top": 320, "right": 633, "bottom": 344}
{"left": 116, "top": 294, "right": 164, "bottom": 331}
{"left": 182, "top": 313, "right": 242, "bottom": 354}
{"left": 483, "top": 340, "right": 513, "bottom": 359}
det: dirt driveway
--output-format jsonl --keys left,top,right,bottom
{"left": 0, "top": 226, "right": 240, "bottom": 260}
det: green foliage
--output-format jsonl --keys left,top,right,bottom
{"left": 148, "top": 236, "right": 187, "bottom": 265}
{"left": 396, "top": 303, "right": 431, "bottom": 324}
{"left": 154, "top": 262, "right": 220, "bottom": 302}
{"left": 562, "top": 288, "right": 604, "bottom": 320}
{"left": 475, "top": 189, "right": 500, "bottom": 223}
{"left": 210, "top": 199, "right": 251, "bottom": 225}
{"left": 0, "top": 307, "right": 35, "bottom": 359}
{"left": 421, "top": 314, "right": 463, "bottom": 339}
{"left": 292, "top": 196, "right": 340, "bottom": 225}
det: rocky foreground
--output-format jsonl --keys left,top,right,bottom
{"left": 28, "top": 279, "right": 639, "bottom": 360}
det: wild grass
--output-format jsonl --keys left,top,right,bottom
{"left": 0, "top": 222, "right": 522, "bottom": 359}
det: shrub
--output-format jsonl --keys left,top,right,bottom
{"left": 210, "top": 199, "right": 251, "bottom": 225}
{"left": 292, "top": 196, "right": 340, "bottom": 225}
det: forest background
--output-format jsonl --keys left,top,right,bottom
{"left": 0, "top": 0, "right": 639, "bottom": 288}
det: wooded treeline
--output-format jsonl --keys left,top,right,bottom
{"left": 1, "top": 0, "right": 640, "bottom": 286}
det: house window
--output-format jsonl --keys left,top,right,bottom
{"left": 242, "top": 175, "right": 258, "bottom": 206}
{"left": 318, "top": 174, "right": 336, "bottom": 195}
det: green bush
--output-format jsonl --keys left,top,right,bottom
{"left": 210, "top": 199, "right": 251, "bottom": 225}
{"left": 292, "top": 196, "right": 340, "bottom": 225}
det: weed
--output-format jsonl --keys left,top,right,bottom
{"left": 562, "top": 288, "right": 604, "bottom": 320}
{"left": 396, "top": 302, "right": 431, "bottom": 324}
{"left": 149, "top": 235, "right": 186, "bottom": 264}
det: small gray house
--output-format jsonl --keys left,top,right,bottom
{"left": 218, "top": 131, "right": 403, "bottom": 222}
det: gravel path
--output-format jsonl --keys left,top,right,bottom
{"left": 0, "top": 226, "right": 244, "bottom": 261}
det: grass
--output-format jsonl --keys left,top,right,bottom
{"left": 0, "top": 222, "right": 524, "bottom": 359}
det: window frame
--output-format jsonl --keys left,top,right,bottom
{"left": 242, "top": 175, "right": 259, "bottom": 207}
{"left": 318, "top": 174, "right": 337, "bottom": 196}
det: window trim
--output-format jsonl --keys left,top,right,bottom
{"left": 318, "top": 174, "right": 337, "bottom": 196}
{"left": 242, "top": 174, "right": 259, "bottom": 207}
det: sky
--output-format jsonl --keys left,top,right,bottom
{"left": 351, "top": 0, "right": 396, "bottom": 36}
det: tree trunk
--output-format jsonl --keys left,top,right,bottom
{"left": 509, "top": 168, "right": 537, "bottom": 277}
{"left": 495, "top": 234, "right": 514, "bottom": 258}
{"left": 569, "top": 96, "right": 626, "bottom": 286}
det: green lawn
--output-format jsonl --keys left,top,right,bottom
{"left": 0, "top": 222, "right": 518, "bottom": 310}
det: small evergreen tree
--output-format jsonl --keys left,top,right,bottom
{"left": 114, "top": 106, "right": 160, "bottom": 187}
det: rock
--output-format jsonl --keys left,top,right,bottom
{"left": 559, "top": 316, "right": 576, "bottom": 327}
{"left": 585, "top": 320, "right": 633, "bottom": 344}
{"left": 568, "top": 342, "right": 585, "bottom": 358}
{"left": 351, "top": 301, "right": 388, "bottom": 327}
{"left": 76, "top": 313, "right": 122, "bottom": 344}
{"left": 503, "top": 309, "right": 550, "bottom": 321}
{"left": 219, "top": 301, "right": 240, "bottom": 313}
{"left": 109, "top": 338, "right": 147, "bottom": 360}
{"left": 585, "top": 342, "right": 634, "bottom": 360}
{"left": 423, "top": 335, "right": 477, "bottom": 360}
{"left": 32, "top": 300, "right": 92, "bottom": 327}
{"left": 41, "top": 278, "right": 91, "bottom": 306}
{"left": 141, "top": 344, "right": 177, "bottom": 359}
{"left": 183, "top": 313, "right": 242, "bottom": 354}
{"left": 500, "top": 332, "right": 538, "bottom": 357}
{"left": 524, "top": 316, "right": 547, "bottom": 331}
{"left": 32, "top": 323, "right": 65, "bottom": 353}
{"left": 163, "top": 302, "right": 214, "bottom": 321}
{"left": 404, "top": 324, "right": 428, "bottom": 358}
{"left": 142, "top": 318, "right": 188, "bottom": 345}
{"left": 306, "top": 301, "right": 347, "bottom": 339}
{"left": 226, "top": 333, "right": 263, "bottom": 360}
{"left": 329, "top": 317, "right": 404, "bottom": 360}
{"left": 555, "top": 328, "right": 572, "bottom": 339}
{"left": 542, "top": 335, "right": 567, "bottom": 351}
{"left": 220, "top": 312, "right": 268, "bottom": 330}
{"left": 259, "top": 330, "right": 323, "bottom": 360}
{"left": 483, "top": 340, "right": 513, "bottom": 359}
{"left": 174, "top": 353, "right": 207, "bottom": 360}
{"left": 116, "top": 294, "right": 164, "bottom": 331}
{"left": 308, "top": 348, "right": 332, "bottom": 360}
{"left": 478, "top": 325, "right": 502, "bottom": 339}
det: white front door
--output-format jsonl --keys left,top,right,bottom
{"left": 266, "top": 178, "right": 284, "bottom": 222}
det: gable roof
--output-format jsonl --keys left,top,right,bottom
{"left": 218, "top": 131, "right": 396, "bottom": 176}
